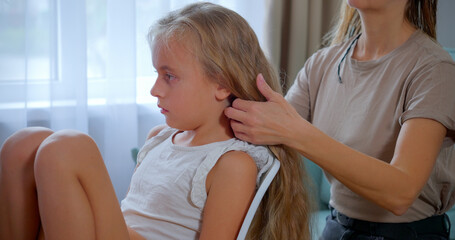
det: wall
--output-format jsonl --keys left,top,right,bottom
{"left": 437, "top": 0, "right": 455, "bottom": 48}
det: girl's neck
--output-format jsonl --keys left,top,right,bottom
{"left": 353, "top": 10, "right": 416, "bottom": 61}
{"left": 173, "top": 114, "right": 234, "bottom": 147}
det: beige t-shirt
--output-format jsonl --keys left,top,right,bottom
{"left": 286, "top": 30, "right": 455, "bottom": 222}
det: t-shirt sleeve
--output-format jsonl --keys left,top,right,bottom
{"left": 399, "top": 61, "right": 455, "bottom": 131}
{"left": 285, "top": 56, "right": 313, "bottom": 121}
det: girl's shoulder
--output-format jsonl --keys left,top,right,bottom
{"left": 146, "top": 124, "right": 169, "bottom": 140}
{"left": 227, "top": 139, "right": 275, "bottom": 172}
{"left": 136, "top": 126, "right": 177, "bottom": 165}
{"left": 190, "top": 140, "right": 276, "bottom": 208}
{"left": 208, "top": 149, "right": 258, "bottom": 188}
{"left": 142, "top": 125, "right": 176, "bottom": 148}
{"left": 218, "top": 140, "right": 277, "bottom": 188}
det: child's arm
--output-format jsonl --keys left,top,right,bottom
{"left": 199, "top": 151, "right": 258, "bottom": 240}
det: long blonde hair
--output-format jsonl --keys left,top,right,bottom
{"left": 324, "top": 0, "right": 438, "bottom": 46}
{"left": 149, "top": 2, "right": 314, "bottom": 239}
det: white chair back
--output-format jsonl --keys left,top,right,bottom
{"left": 236, "top": 158, "right": 281, "bottom": 240}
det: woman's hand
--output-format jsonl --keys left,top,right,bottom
{"left": 224, "top": 74, "right": 305, "bottom": 146}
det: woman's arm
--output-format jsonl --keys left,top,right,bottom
{"left": 293, "top": 117, "right": 445, "bottom": 215}
{"left": 199, "top": 151, "right": 257, "bottom": 239}
{"left": 225, "top": 75, "right": 446, "bottom": 215}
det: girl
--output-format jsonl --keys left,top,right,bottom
{"left": 0, "top": 2, "right": 313, "bottom": 240}
{"left": 225, "top": 0, "right": 455, "bottom": 239}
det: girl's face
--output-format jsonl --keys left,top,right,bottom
{"left": 150, "top": 39, "right": 229, "bottom": 131}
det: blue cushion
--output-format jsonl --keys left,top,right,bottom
{"left": 444, "top": 47, "right": 455, "bottom": 239}
{"left": 444, "top": 47, "right": 455, "bottom": 60}
{"left": 304, "top": 157, "right": 331, "bottom": 210}
{"left": 447, "top": 207, "right": 455, "bottom": 240}
{"left": 312, "top": 209, "right": 330, "bottom": 240}
{"left": 319, "top": 175, "right": 331, "bottom": 209}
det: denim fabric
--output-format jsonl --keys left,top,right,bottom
{"left": 321, "top": 217, "right": 384, "bottom": 240}
{"left": 320, "top": 209, "right": 450, "bottom": 240}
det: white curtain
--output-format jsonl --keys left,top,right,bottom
{"left": 0, "top": 0, "right": 267, "bottom": 199}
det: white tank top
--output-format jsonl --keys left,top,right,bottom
{"left": 121, "top": 127, "right": 275, "bottom": 239}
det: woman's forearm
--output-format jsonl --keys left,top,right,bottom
{"left": 287, "top": 117, "right": 445, "bottom": 215}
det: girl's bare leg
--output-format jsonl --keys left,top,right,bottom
{"left": 33, "top": 130, "right": 129, "bottom": 240}
{"left": 0, "top": 127, "right": 54, "bottom": 240}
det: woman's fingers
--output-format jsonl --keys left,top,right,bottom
{"left": 230, "top": 98, "right": 253, "bottom": 112}
{"left": 229, "top": 119, "right": 250, "bottom": 141}
{"left": 256, "top": 73, "right": 279, "bottom": 101}
{"left": 224, "top": 102, "right": 249, "bottom": 124}
{"left": 225, "top": 73, "right": 301, "bottom": 145}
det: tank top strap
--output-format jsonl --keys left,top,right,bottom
{"left": 136, "top": 127, "right": 177, "bottom": 166}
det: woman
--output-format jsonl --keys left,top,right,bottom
{"left": 225, "top": 0, "right": 455, "bottom": 239}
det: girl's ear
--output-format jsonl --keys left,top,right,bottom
{"left": 214, "top": 84, "right": 231, "bottom": 101}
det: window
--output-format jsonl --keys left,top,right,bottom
{"left": 0, "top": 0, "right": 266, "bottom": 110}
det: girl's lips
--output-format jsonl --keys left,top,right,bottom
{"left": 158, "top": 105, "right": 168, "bottom": 114}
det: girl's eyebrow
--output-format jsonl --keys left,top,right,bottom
{"left": 159, "top": 65, "right": 176, "bottom": 72}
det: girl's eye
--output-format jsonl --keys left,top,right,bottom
{"left": 164, "top": 73, "right": 176, "bottom": 82}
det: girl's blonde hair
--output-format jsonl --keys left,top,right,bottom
{"left": 324, "top": 0, "right": 438, "bottom": 46}
{"left": 149, "top": 2, "right": 314, "bottom": 239}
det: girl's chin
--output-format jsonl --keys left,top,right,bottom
{"left": 165, "top": 120, "right": 195, "bottom": 132}
{"left": 165, "top": 120, "right": 182, "bottom": 130}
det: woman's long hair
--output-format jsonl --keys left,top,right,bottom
{"left": 149, "top": 2, "right": 314, "bottom": 239}
{"left": 324, "top": 0, "right": 438, "bottom": 46}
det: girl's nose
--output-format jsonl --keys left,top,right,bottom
{"left": 150, "top": 79, "right": 163, "bottom": 98}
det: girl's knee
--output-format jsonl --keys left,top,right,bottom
{"left": 34, "top": 130, "right": 98, "bottom": 174}
{"left": 0, "top": 127, "right": 54, "bottom": 171}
